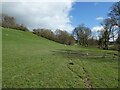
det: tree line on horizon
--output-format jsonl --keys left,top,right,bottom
{"left": 33, "top": 28, "right": 76, "bottom": 45}
{"left": 1, "top": 14, "right": 29, "bottom": 32}
{"left": 1, "top": 1, "right": 120, "bottom": 50}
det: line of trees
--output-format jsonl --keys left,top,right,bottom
{"left": 1, "top": 14, "right": 29, "bottom": 31}
{"left": 33, "top": 28, "right": 75, "bottom": 45}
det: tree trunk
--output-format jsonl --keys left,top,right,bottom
{"left": 104, "top": 37, "right": 109, "bottom": 50}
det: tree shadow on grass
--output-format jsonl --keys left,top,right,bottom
{"left": 51, "top": 49, "right": 119, "bottom": 63}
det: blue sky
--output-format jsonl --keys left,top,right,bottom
{"left": 70, "top": 2, "right": 114, "bottom": 29}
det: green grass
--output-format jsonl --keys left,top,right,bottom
{"left": 2, "top": 28, "right": 119, "bottom": 88}
{"left": 0, "top": 27, "right": 2, "bottom": 89}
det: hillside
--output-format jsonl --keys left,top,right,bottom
{"left": 0, "top": 27, "right": 2, "bottom": 89}
{"left": 2, "top": 28, "right": 118, "bottom": 88}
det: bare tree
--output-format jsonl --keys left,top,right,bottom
{"left": 2, "top": 14, "right": 29, "bottom": 31}
{"left": 2, "top": 14, "right": 16, "bottom": 28}
{"left": 99, "top": 1, "right": 120, "bottom": 50}
{"left": 109, "top": 1, "right": 120, "bottom": 50}
{"left": 100, "top": 18, "right": 116, "bottom": 50}
{"left": 73, "top": 24, "right": 91, "bottom": 46}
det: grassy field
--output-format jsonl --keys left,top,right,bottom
{"left": 0, "top": 27, "right": 2, "bottom": 89}
{"left": 2, "top": 28, "right": 119, "bottom": 88}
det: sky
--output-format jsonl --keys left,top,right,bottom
{"left": 70, "top": 2, "right": 114, "bottom": 29}
{"left": 1, "top": 0, "right": 118, "bottom": 36}
{"left": 69, "top": 2, "right": 115, "bottom": 37}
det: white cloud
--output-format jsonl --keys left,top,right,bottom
{"left": 2, "top": 0, "right": 74, "bottom": 32}
{"left": 92, "top": 26, "right": 104, "bottom": 32}
{"left": 96, "top": 17, "right": 104, "bottom": 21}
{"left": 92, "top": 25, "right": 119, "bottom": 41}
{"left": 91, "top": 26, "right": 104, "bottom": 40}
{"left": 109, "top": 25, "right": 119, "bottom": 41}
{"left": 2, "top": 0, "right": 74, "bottom": 2}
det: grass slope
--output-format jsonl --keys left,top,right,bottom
{"left": 2, "top": 28, "right": 118, "bottom": 88}
{"left": 0, "top": 27, "right": 2, "bottom": 89}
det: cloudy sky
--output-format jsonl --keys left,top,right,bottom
{"left": 1, "top": 0, "right": 118, "bottom": 35}
{"left": 2, "top": 0, "right": 74, "bottom": 32}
